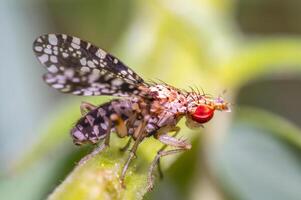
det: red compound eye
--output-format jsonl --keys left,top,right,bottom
{"left": 191, "top": 105, "right": 214, "bottom": 124}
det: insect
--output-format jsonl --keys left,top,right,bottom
{"left": 33, "top": 34, "right": 230, "bottom": 190}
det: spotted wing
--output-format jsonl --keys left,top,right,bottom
{"left": 33, "top": 34, "right": 146, "bottom": 96}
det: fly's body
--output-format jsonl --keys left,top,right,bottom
{"left": 73, "top": 84, "right": 188, "bottom": 144}
{"left": 33, "top": 34, "right": 230, "bottom": 190}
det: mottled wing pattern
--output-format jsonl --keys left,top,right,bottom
{"left": 33, "top": 34, "right": 145, "bottom": 96}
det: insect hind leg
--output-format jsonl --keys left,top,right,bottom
{"left": 78, "top": 142, "right": 107, "bottom": 166}
{"left": 80, "top": 101, "right": 97, "bottom": 116}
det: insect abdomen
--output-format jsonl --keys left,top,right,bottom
{"left": 71, "top": 99, "right": 136, "bottom": 145}
{"left": 71, "top": 102, "right": 113, "bottom": 145}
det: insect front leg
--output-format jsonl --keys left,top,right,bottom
{"left": 80, "top": 101, "right": 97, "bottom": 115}
{"left": 78, "top": 120, "right": 112, "bottom": 165}
{"left": 156, "top": 126, "right": 181, "bottom": 179}
{"left": 147, "top": 127, "right": 191, "bottom": 191}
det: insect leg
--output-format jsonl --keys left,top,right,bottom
{"left": 78, "top": 120, "right": 112, "bottom": 165}
{"left": 119, "top": 138, "right": 132, "bottom": 152}
{"left": 156, "top": 132, "right": 191, "bottom": 150}
{"left": 147, "top": 131, "right": 191, "bottom": 191}
{"left": 156, "top": 126, "right": 181, "bottom": 178}
{"left": 147, "top": 148, "right": 189, "bottom": 191}
{"left": 80, "top": 101, "right": 97, "bottom": 116}
{"left": 156, "top": 126, "right": 181, "bottom": 152}
{"left": 120, "top": 121, "right": 146, "bottom": 188}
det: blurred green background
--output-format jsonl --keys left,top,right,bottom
{"left": 1, "top": 0, "right": 301, "bottom": 199}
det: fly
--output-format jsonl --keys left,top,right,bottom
{"left": 33, "top": 34, "right": 230, "bottom": 190}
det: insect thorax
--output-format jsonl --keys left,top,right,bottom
{"left": 145, "top": 84, "right": 188, "bottom": 131}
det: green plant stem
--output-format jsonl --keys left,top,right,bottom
{"left": 48, "top": 142, "right": 148, "bottom": 200}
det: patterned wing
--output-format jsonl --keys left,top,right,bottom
{"left": 33, "top": 34, "right": 146, "bottom": 96}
